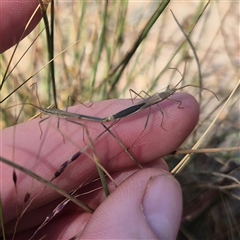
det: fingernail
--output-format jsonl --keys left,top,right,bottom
{"left": 142, "top": 173, "right": 182, "bottom": 239}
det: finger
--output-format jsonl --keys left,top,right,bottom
{"left": 5, "top": 159, "right": 168, "bottom": 237}
{"left": 1, "top": 93, "right": 198, "bottom": 222}
{"left": 7, "top": 212, "right": 92, "bottom": 240}
{"left": 0, "top": 0, "right": 41, "bottom": 53}
{"left": 80, "top": 167, "right": 182, "bottom": 239}
{"left": 75, "top": 158, "right": 170, "bottom": 210}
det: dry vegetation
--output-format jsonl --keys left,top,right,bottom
{"left": 0, "top": 1, "right": 239, "bottom": 239}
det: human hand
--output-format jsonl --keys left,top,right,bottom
{"left": 0, "top": 2, "right": 199, "bottom": 239}
{"left": 1, "top": 95, "right": 199, "bottom": 239}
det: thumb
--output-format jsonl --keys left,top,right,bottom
{"left": 81, "top": 167, "right": 182, "bottom": 239}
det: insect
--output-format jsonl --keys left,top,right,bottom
{"left": 100, "top": 75, "right": 219, "bottom": 150}
{"left": 8, "top": 102, "right": 103, "bottom": 139}
{"left": 19, "top": 101, "right": 143, "bottom": 173}
{"left": 7, "top": 79, "right": 218, "bottom": 206}
{"left": 103, "top": 77, "right": 218, "bottom": 125}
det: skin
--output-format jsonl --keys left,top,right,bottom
{"left": 0, "top": 1, "right": 200, "bottom": 239}
{"left": 0, "top": 0, "right": 42, "bottom": 53}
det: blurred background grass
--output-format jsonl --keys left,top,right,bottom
{"left": 1, "top": 1, "right": 239, "bottom": 239}
{"left": 1, "top": 1, "right": 239, "bottom": 127}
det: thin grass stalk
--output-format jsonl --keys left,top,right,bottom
{"left": 0, "top": 155, "right": 94, "bottom": 213}
{"left": 0, "top": 5, "right": 41, "bottom": 91}
{"left": 39, "top": 0, "right": 57, "bottom": 108}
{"left": 73, "top": 0, "right": 87, "bottom": 80}
{"left": 148, "top": 1, "right": 210, "bottom": 93}
{"left": 97, "top": 165, "right": 110, "bottom": 196}
{"left": 172, "top": 78, "right": 240, "bottom": 174}
{"left": 0, "top": 196, "right": 6, "bottom": 240}
{"left": 100, "top": 2, "right": 124, "bottom": 97}
{"left": 90, "top": 0, "right": 109, "bottom": 98}
{"left": 107, "top": 0, "right": 170, "bottom": 96}
{"left": 50, "top": 0, "right": 57, "bottom": 107}
{"left": 170, "top": 10, "right": 202, "bottom": 103}
{"left": 0, "top": 39, "right": 80, "bottom": 104}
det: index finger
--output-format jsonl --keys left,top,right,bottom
{"left": 1, "top": 92, "right": 199, "bottom": 223}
